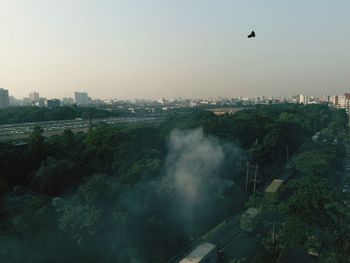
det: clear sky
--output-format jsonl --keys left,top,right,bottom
{"left": 0, "top": 0, "right": 349, "bottom": 100}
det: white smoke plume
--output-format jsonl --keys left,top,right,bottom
{"left": 163, "top": 128, "right": 225, "bottom": 231}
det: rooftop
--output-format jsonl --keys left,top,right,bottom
{"left": 265, "top": 179, "right": 284, "bottom": 193}
{"left": 179, "top": 242, "right": 216, "bottom": 263}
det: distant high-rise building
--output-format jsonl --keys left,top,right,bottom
{"left": 344, "top": 93, "right": 350, "bottom": 113}
{"left": 334, "top": 95, "right": 339, "bottom": 106}
{"left": 74, "top": 92, "right": 90, "bottom": 105}
{"left": 62, "top": 97, "right": 74, "bottom": 105}
{"left": 299, "top": 94, "right": 309, "bottom": 105}
{"left": 47, "top": 99, "right": 60, "bottom": 108}
{"left": 337, "top": 95, "right": 346, "bottom": 109}
{"left": 0, "top": 88, "right": 10, "bottom": 108}
{"left": 29, "top": 92, "right": 39, "bottom": 101}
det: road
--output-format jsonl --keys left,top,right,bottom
{"left": 205, "top": 216, "right": 261, "bottom": 262}
{"left": 0, "top": 116, "right": 164, "bottom": 141}
{"left": 169, "top": 215, "right": 261, "bottom": 263}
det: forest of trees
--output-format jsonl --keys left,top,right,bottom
{"left": 250, "top": 106, "right": 350, "bottom": 262}
{"left": 0, "top": 104, "right": 349, "bottom": 262}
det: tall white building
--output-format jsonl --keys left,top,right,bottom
{"left": 337, "top": 95, "right": 346, "bottom": 109}
{"left": 299, "top": 94, "right": 310, "bottom": 105}
{"left": 74, "top": 92, "right": 90, "bottom": 105}
{"left": 29, "top": 92, "right": 39, "bottom": 101}
{"left": 0, "top": 88, "right": 10, "bottom": 108}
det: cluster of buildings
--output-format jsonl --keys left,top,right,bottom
{"left": 0, "top": 88, "right": 9, "bottom": 109}
{"left": 329, "top": 94, "right": 350, "bottom": 112}
{"left": 0, "top": 89, "right": 93, "bottom": 109}
{"left": 1, "top": 87, "right": 350, "bottom": 112}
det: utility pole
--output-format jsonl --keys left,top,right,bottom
{"left": 250, "top": 164, "right": 260, "bottom": 207}
{"left": 265, "top": 221, "right": 284, "bottom": 247}
{"left": 272, "top": 222, "right": 275, "bottom": 246}
{"left": 250, "top": 164, "right": 260, "bottom": 193}
{"left": 245, "top": 161, "right": 250, "bottom": 192}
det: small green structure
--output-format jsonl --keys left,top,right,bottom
{"left": 240, "top": 207, "right": 260, "bottom": 233}
{"left": 265, "top": 179, "right": 284, "bottom": 200}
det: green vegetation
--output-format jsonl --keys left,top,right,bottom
{"left": 0, "top": 104, "right": 348, "bottom": 262}
{"left": 251, "top": 107, "right": 350, "bottom": 262}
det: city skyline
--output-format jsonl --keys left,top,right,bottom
{"left": 3, "top": 87, "right": 350, "bottom": 101}
{"left": 1, "top": 1, "right": 349, "bottom": 99}
{"left": 2, "top": 87, "right": 350, "bottom": 102}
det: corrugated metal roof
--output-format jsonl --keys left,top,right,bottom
{"left": 265, "top": 179, "right": 284, "bottom": 193}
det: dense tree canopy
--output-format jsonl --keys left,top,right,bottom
{"left": 0, "top": 104, "right": 348, "bottom": 262}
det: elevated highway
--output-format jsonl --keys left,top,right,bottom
{"left": 0, "top": 116, "right": 163, "bottom": 141}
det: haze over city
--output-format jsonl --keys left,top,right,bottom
{"left": 1, "top": 0, "right": 349, "bottom": 100}
{"left": 2, "top": 2, "right": 350, "bottom": 262}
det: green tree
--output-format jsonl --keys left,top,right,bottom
{"left": 33, "top": 157, "right": 76, "bottom": 196}
{"left": 61, "top": 129, "right": 75, "bottom": 148}
{"left": 282, "top": 176, "right": 350, "bottom": 261}
{"left": 119, "top": 158, "right": 162, "bottom": 184}
{"left": 13, "top": 195, "right": 54, "bottom": 236}
{"left": 84, "top": 124, "right": 130, "bottom": 173}
{"left": 26, "top": 126, "right": 48, "bottom": 168}
{"left": 59, "top": 175, "right": 117, "bottom": 246}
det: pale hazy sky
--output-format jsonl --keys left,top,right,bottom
{"left": 0, "top": 0, "right": 349, "bottom": 100}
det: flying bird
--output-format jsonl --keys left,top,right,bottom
{"left": 247, "top": 31, "right": 255, "bottom": 38}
